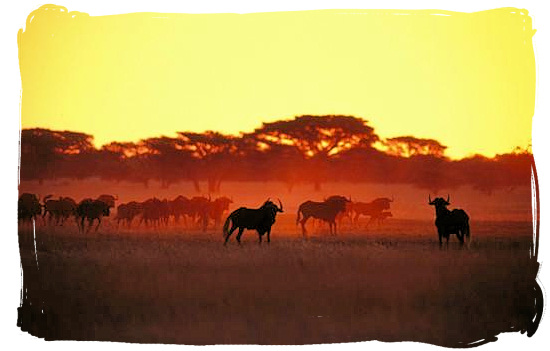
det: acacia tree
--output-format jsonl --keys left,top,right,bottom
{"left": 250, "top": 115, "right": 380, "bottom": 190}
{"left": 20, "top": 129, "right": 95, "bottom": 183}
{"left": 383, "top": 136, "right": 447, "bottom": 158}
{"left": 177, "top": 131, "right": 238, "bottom": 193}
{"left": 140, "top": 137, "right": 195, "bottom": 189}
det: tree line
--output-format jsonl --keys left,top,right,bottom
{"left": 20, "top": 115, "right": 533, "bottom": 194}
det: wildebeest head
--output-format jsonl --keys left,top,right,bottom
{"left": 428, "top": 194, "right": 450, "bottom": 207}
{"left": 97, "top": 194, "right": 117, "bottom": 208}
{"left": 262, "top": 198, "right": 284, "bottom": 213}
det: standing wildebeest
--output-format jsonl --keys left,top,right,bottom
{"left": 223, "top": 199, "right": 283, "bottom": 245}
{"left": 169, "top": 195, "right": 192, "bottom": 225}
{"left": 351, "top": 197, "right": 393, "bottom": 224}
{"left": 296, "top": 195, "right": 350, "bottom": 238}
{"left": 42, "top": 195, "right": 77, "bottom": 226}
{"left": 76, "top": 198, "right": 111, "bottom": 233}
{"left": 189, "top": 196, "right": 212, "bottom": 231}
{"left": 18, "top": 193, "right": 42, "bottom": 224}
{"left": 208, "top": 196, "right": 233, "bottom": 228}
{"left": 115, "top": 201, "right": 143, "bottom": 227}
{"left": 428, "top": 195, "right": 470, "bottom": 245}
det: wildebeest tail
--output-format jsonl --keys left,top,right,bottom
{"left": 222, "top": 215, "right": 232, "bottom": 237}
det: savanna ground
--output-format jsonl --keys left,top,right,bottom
{"left": 17, "top": 214, "right": 540, "bottom": 347}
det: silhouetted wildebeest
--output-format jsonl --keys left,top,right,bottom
{"left": 96, "top": 194, "right": 118, "bottom": 209}
{"left": 42, "top": 195, "right": 77, "bottom": 226}
{"left": 366, "top": 211, "right": 393, "bottom": 227}
{"left": 169, "top": 195, "right": 192, "bottom": 225}
{"left": 428, "top": 195, "right": 470, "bottom": 245}
{"left": 223, "top": 199, "right": 283, "bottom": 245}
{"left": 296, "top": 195, "right": 350, "bottom": 238}
{"left": 189, "top": 196, "right": 212, "bottom": 231}
{"left": 18, "top": 193, "right": 42, "bottom": 224}
{"left": 351, "top": 197, "right": 393, "bottom": 224}
{"left": 139, "top": 198, "right": 165, "bottom": 227}
{"left": 208, "top": 196, "right": 233, "bottom": 228}
{"left": 115, "top": 201, "right": 143, "bottom": 227}
{"left": 76, "top": 198, "right": 111, "bottom": 233}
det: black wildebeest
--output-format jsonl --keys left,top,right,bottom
{"left": 76, "top": 198, "right": 111, "bottom": 233}
{"left": 428, "top": 195, "right": 470, "bottom": 245}
{"left": 42, "top": 195, "right": 77, "bottom": 226}
{"left": 351, "top": 197, "right": 394, "bottom": 224}
{"left": 296, "top": 195, "right": 350, "bottom": 238}
{"left": 18, "top": 193, "right": 42, "bottom": 224}
{"left": 222, "top": 199, "right": 283, "bottom": 245}
{"left": 115, "top": 201, "right": 143, "bottom": 227}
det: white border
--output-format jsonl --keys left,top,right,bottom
{"left": 2, "top": 1, "right": 548, "bottom": 350}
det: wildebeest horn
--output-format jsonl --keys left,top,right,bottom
{"left": 428, "top": 194, "right": 432, "bottom": 204}
{"left": 447, "top": 194, "right": 450, "bottom": 203}
{"left": 277, "top": 198, "right": 283, "bottom": 211}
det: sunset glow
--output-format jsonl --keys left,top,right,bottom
{"left": 18, "top": 5, "right": 535, "bottom": 159}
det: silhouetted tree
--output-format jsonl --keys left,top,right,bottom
{"left": 177, "top": 131, "right": 238, "bottom": 193}
{"left": 251, "top": 115, "right": 379, "bottom": 190}
{"left": 384, "top": 136, "right": 447, "bottom": 158}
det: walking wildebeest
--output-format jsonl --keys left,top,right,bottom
{"left": 76, "top": 198, "right": 111, "bottom": 233}
{"left": 115, "top": 201, "right": 143, "bottom": 227}
{"left": 222, "top": 199, "right": 283, "bottom": 245}
{"left": 42, "top": 195, "right": 77, "bottom": 226}
{"left": 18, "top": 193, "right": 42, "bottom": 224}
{"left": 208, "top": 196, "right": 233, "bottom": 228}
{"left": 428, "top": 195, "right": 470, "bottom": 245}
{"left": 296, "top": 195, "right": 350, "bottom": 238}
{"left": 351, "top": 197, "right": 393, "bottom": 224}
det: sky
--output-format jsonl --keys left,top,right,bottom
{"left": 18, "top": 5, "right": 535, "bottom": 159}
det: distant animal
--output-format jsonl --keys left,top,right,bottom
{"left": 208, "top": 196, "right": 233, "bottom": 228}
{"left": 366, "top": 211, "right": 393, "bottom": 227}
{"left": 296, "top": 195, "right": 350, "bottom": 238}
{"left": 115, "top": 201, "right": 143, "bottom": 227}
{"left": 351, "top": 197, "right": 393, "bottom": 224}
{"left": 42, "top": 195, "right": 77, "bottom": 226}
{"left": 96, "top": 194, "right": 117, "bottom": 208}
{"left": 223, "top": 199, "right": 283, "bottom": 245}
{"left": 169, "top": 195, "right": 192, "bottom": 225}
{"left": 428, "top": 195, "right": 470, "bottom": 244}
{"left": 76, "top": 198, "right": 111, "bottom": 233}
{"left": 18, "top": 193, "right": 42, "bottom": 223}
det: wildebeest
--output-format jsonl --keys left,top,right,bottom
{"left": 351, "top": 197, "right": 393, "bottom": 224}
{"left": 96, "top": 194, "right": 118, "bottom": 208}
{"left": 169, "top": 195, "right": 192, "bottom": 225}
{"left": 366, "top": 211, "right": 393, "bottom": 227}
{"left": 428, "top": 195, "right": 470, "bottom": 244}
{"left": 42, "top": 195, "right": 77, "bottom": 226}
{"left": 18, "top": 193, "right": 42, "bottom": 224}
{"left": 115, "top": 201, "right": 143, "bottom": 227}
{"left": 296, "top": 195, "right": 350, "bottom": 238}
{"left": 222, "top": 199, "right": 283, "bottom": 245}
{"left": 76, "top": 198, "right": 111, "bottom": 233}
{"left": 208, "top": 196, "right": 233, "bottom": 228}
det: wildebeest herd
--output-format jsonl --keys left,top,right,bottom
{"left": 18, "top": 192, "right": 470, "bottom": 245}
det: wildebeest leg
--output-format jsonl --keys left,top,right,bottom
{"left": 267, "top": 227, "right": 271, "bottom": 243}
{"left": 333, "top": 221, "right": 337, "bottom": 236}
{"left": 258, "top": 231, "right": 263, "bottom": 244}
{"left": 86, "top": 218, "right": 94, "bottom": 234}
{"left": 236, "top": 228, "right": 245, "bottom": 244}
{"left": 95, "top": 217, "right": 102, "bottom": 232}
{"left": 80, "top": 216, "right": 86, "bottom": 233}
{"left": 438, "top": 229, "right": 443, "bottom": 246}
{"left": 300, "top": 216, "right": 310, "bottom": 239}
{"left": 224, "top": 224, "right": 238, "bottom": 245}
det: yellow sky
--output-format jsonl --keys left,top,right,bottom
{"left": 18, "top": 5, "right": 535, "bottom": 159}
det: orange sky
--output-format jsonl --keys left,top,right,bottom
{"left": 18, "top": 5, "right": 535, "bottom": 159}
